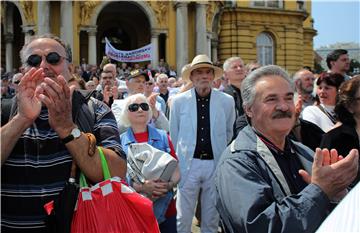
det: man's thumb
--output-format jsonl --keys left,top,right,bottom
{"left": 298, "top": 169, "right": 311, "bottom": 184}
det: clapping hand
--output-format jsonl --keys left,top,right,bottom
{"left": 299, "top": 148, "right": 359, "bottom": 200}
{"left": 16, "top": 68, "right": 44, "bottom": 127}
{"left": 36, "top": 75, "right": 75, "bottom": 138}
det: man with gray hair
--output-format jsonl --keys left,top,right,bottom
{"left": 215, "top": 65, "right": 359, "bottom": 233}
{"left": 1, "top": 34, "right": 126, "bottom": 232}
{"left": 293, "top": 68, "right": 316, "bottom": 111}
{"left": 223, "top": 56, "right": 248, "bottom": 139}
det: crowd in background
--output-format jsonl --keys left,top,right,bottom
{"left": 1, "top": 34, "right": 359, "bottom": 233}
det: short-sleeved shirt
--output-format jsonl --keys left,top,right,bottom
{"left": 1, "top": 100, "right": 125, "bottom": 233}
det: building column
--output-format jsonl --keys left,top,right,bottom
{"left": 151, "top": 30, "right": 159, "bottom": 68}
{"left": 196, "top": 2, "right": 207, "bottom": 55}
{"left": 60, "top": 0, "right": 73, "bottom": 57}
{"left": 4, "top": 3, "right": 14, "bottom": 72}
{"left": 211, "top": 38, "right": 219, "bottom": 63}
{"left": 37, "top": 1, "right": 50, "bottom": 35}
{"left": 175, "top": 2, "right": 188, "bottom": 75}
{"left": 5, "top": 33, "right": 14, "bottom": 72}
{"left": 87, "top": 26, "right": 97, "bottom": 65}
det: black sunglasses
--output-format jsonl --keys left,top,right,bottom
{"left": 26, "top": 52, "right": 65, "bottom": 67}
{"left": 13, "top": 80, "right": 20, "bottom": 85}
{"left": 128, "top": 103, "right": 150, "bottom": 112}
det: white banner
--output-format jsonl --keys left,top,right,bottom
{"left": 105, "top": 37, "right": 153, "bottom": 62}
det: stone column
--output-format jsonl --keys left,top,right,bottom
{"left": 37, "top": 1, "right": 50, "bottom": 35}
{"left": 196, "top": 2, "right": 207, "bottom": 55}
{"left": 151, "top": 30, "right": 159, "bottom": 68}
{"left": 60, "top": 0, "right": 73, "bottom": 57}
{"left": 207, "top": 32, "right": 212, "bottom": 58}
{"left": 5, "top": 33, "right": 14, "bottom": 72}
{"left": 4, "top": 3, "right": 14, "bottom": 72}
{"left": 87, "top": 26, "right": 97, "bottom": 65}
{"left": 211, "top": 38, "right": 219, "bottom": 63}
{"left": 175, "top": 2, "right": 188, "bottom": 75}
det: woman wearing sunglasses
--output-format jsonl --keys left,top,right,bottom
{"left": 119, "top": 93, "right": 180, "bottom": 232}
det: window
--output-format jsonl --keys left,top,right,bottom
{"left": 252, "top": 0, "right": 283, "bottom": 8}
{"left": 256, "top": 32, "right": 274, "bottom": 65}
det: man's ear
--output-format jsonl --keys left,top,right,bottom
{"left": 330, "top": 60, "right": 336, "bottom": 68}
{"left": 244, "top": 105, "right": 253, "bottom": 118}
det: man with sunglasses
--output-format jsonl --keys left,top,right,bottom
{"left": 0, "top": 34, "right": 127, "bottom": 233}
{"left": 111, "top": 69, "right": 169, "bottom": 134}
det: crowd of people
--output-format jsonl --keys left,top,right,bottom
{"left": 1, "top": 34, "right": 359, "bottom": 233}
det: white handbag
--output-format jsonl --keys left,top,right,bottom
{"left": 127, "top": 143, "right": 178, "bottom": 183}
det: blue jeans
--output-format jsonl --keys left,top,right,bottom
{"left": 153, "top": 191, "right": 173, "bottom": 224}
{"left": 159, "top": 215, "right": 177, "bottom": 233}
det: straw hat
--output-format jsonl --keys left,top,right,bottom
{"left": 182, "top": 54, "right": 223, "bottom": 82}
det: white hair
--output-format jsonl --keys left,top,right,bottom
{"left": 119, "top": 93, "right": 153, "bottom": 128}
{"left": 156, "top": 73, "right": 168, "bottom": 83}
{"left": 223, "top": 57, "right": 244, "bottom": 72}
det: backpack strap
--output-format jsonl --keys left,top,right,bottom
{"left": 71, "top": 90, "right": 96, "bottom": 133}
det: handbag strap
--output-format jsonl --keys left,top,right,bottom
{"left": 317, "top": 104, "right": 337, "bottom": 124}
{"left": 80, "top": 147, "right": 111, "bottom": 187}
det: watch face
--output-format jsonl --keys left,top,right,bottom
{"left": 72, "top": 128, "right": 81, "bottom": 138}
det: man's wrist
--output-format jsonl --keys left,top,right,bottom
{"left": 57, "top": 124, "right": 78, "bottom": 139}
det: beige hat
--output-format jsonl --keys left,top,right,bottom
{"left": 182, "top": 54, "right": 223, "bottom": 81}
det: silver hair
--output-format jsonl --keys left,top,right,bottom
{"left": 241, "top": 65, "right": 294, "bottom": 108}
{"left": 20, "top": 34, "right": 72, "bottom": 65}
{"left": 156, "top": 73, "right": 169, "bottom": 83}
{"left": 292, "top": 68, "right": 310, "bottom": 83}
{"left": 223, "top": 57, "right": 244, "bottom": 72}
{"left": 119, "top": 93, "right": 153, "bottom": 128}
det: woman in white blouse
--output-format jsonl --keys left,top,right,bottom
{"left": 301, "top": 72, "right": 345, "bottom": 132}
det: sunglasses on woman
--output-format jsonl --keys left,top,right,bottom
{"left": 26, "top": 52, "right": 65, "bottom": 67}
{"left": 128, "top": 103, "right": 150, "bottom": 112}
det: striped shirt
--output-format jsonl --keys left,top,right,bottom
{"left": 1, "top": 100, "right": 125, "bottom": 233}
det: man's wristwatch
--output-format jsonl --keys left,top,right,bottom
{"left": 61, "top": 127, "right": 82, "bottom": 144}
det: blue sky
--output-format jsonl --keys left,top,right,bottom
{"left": 312, "top": 0, "right": 360, "bottom": 49}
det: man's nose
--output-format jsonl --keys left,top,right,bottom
{"left": 39, "top": 56, "right": 49, "bottom": 68}
{"left": 276, "top": 101, "right": 289, "bottom": 111}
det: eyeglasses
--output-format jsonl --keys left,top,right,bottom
{"left": 13, "top": 80, "right": 20, "bottom": 85}
{"left": 26, "top": 52, "right": 65, "bottom": 67}
{"left": 128, "top": 103, "right": 150, "bottom": 112}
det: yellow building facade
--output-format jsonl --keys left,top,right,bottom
{"left": 1, "top": 0, "right": 316, "bottom": 74}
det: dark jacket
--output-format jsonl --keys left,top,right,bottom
{"left": 215, "top": 126, "right": 331, "bottom": 233}
{"left": 223, "top": 85, "right": 248, "bottom": 139}
{"left": 320, "top": 124, "right": 360, "bottom": 186}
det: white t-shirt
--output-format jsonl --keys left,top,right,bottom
{"left": 301, "top": 104, "right": 336, "bottom": 132}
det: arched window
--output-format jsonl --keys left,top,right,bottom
{"left": 256, "top": 32, "right": 274, "bottom": 65}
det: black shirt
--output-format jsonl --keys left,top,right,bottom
{"left": 160, "top": 90, "right": 169, "bottom": 103}
{"left": 255, "top": 130, "right": 308, "bottom": 194}
{"left": 193, "top": 90, "right": 214, "bottom": 159}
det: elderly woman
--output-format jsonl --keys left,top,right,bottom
{"left": 119, "top": 93, "right": 180, "bottom": 233}
{"left": 320, "top": 76, "right": 360, "bottom": 186}
{"left": 301, "top": 72, "right": 345, "bottom": 132}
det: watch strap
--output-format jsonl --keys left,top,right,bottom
{"left": 62, "top": 134, "right": 74, "bottom": 144}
